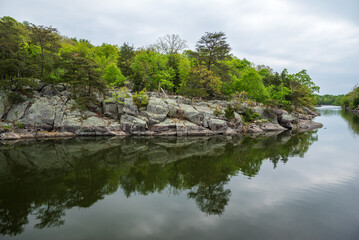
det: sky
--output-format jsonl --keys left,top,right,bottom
{"left": 1, "top": 0, "right": 358, "bottom": 94}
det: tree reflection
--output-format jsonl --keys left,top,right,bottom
{"left": 340, "top": 110, "right": 359, "bottom": 136}
{"left": 188, "top": 181, "right": 231, "bottom": 215}
{"left": 0, "top": 131, "right": 318, "bottom": 236}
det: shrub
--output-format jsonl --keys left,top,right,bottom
{"left": 224, "top": 104, "right": 235, "bottom": 121}
{"left": 15, "top": 123, "right": 24, "bottom": 129}
{"left": 105, "top": 87, "right": 130, "bottom": 105}
{"left": 132, "top": 89, "right": 149, "bottom": 108}
{"left": 242, "top": 109, "right": 260, "bottom": 123}
{"left": 213, "top": 105, "right": 223, "bottom": 116}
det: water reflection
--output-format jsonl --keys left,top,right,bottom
{"left": 0, "top": 132, "right": 318, "bottom": 236}
{"left": 340, "top": 110, "right": 359, "bottom": 136}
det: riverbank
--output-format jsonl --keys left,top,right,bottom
{"left": 0, "top": 83, "right": 323, "bottom": 140}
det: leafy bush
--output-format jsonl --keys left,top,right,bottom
{"left": 105, "top": 87, "right": 130, "bottom": 105}
{"left": 242, "top": 109, "right": 260, "bottom": 123}
{"left": 7, "top": 92, "right": 25, "bottom": 104}
{"left": 224, "top": 104, "right": 235, "bottom": 120}
{"left": 132, "top": 89, "right": 149, "bottom": 108}
{"left": 15, "top": 123, "right": 24, "bottom": 129}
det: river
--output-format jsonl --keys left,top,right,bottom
{"left": 0, "top": 106, "right": 358, "bottom": 240}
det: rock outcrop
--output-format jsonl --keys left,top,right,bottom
{"left": 0, "top": 84, "right": 323, "bottom": 140}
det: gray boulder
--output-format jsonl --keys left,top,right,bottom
{"left": 103, "top": 101, "right": 118, "bottom": 119}
{"left": 259, "top": 122, "right": 286, "bottom": 132}
{"left": 21, "top": 97, "right": 64, "bottom": 130}
{"left": 144, "top": 97, "right": 169, "bottom": 125}
{"left": 6, "top": 101, "right": 30, "bottom": 122}
{"left": 120, "top": 114, "right": 147, "bottom": 133}
{"left": 279, "top": 114, "right": 296, "bottom": 129}
{"left": 207, "top": 118, "right": 228, "bottom": 133}
{"left": 0, "top": 92, "right": 10, "bottom": 119}
{"left": 119, "top": 98, "right": 139, "bottom": 116}
{"left": 179, "top": 104, "right": 203, "bottom": 125}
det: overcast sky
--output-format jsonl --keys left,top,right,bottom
{"left": 1, "top": 0, "right": 358, "bottom": 94}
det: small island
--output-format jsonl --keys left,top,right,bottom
{"left": 0, "top": 17, "right": 322, "bottom": 140}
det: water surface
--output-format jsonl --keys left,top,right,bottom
{"left": 1, "top": 106, "right": 358, "bottom": 239}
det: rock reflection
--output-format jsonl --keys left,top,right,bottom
{"left": 0, "top": 131, "right": 318, "bottom": 236}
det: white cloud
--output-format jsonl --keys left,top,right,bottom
{"left": 0, "top": 0, "right": 358, "bottom": 93}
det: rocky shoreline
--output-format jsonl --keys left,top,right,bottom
{"left": 0, "top": 83, "right": 323, "bottom": 141}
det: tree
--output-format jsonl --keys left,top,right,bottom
{"left": 233, "top": 68, "right": 269, "bottom": 102}
{"left": 130, "top": 51, "right": 175, "bottom": 91}
{"left": 102, "top": 63, "right": 126, "bottom": 86}
{"left": 118, "top": 42, "right": 135, "bottom": 77}
{"left": 61, "top": 50, "right": 105, "bottom": 107}
{"left": 196, "top": 32, "right": 231, "bottom": 71}
{"left": 29, "top": 24, "right": 60, "bottom": 79}
{"left": 153, "top": 34, "right": 187, "bottom": 54}
{"left": 178, "top": 65, "right": 222, "bottom": 99}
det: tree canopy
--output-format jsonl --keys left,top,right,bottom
{"left": 0, "top": 16, "right": 322, "bottom": 111}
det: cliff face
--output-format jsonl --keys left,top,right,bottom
{"left": 0, "top": 84, "right": 322, "bottom": 140}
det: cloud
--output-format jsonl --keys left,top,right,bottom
{"left": 1, "top": 0, "right": 358, "bottom": 94}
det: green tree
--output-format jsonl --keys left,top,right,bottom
{"left": 196, "top": 32, "right": 231, "bottom": 71}
{"left": 131, "top": 51, "right": 175, "bottom": 91}
{"left": 118, "top": 42, "right": 135, "bottom": 77}
{"left": 233, "top": 68, "right": 269, "bottom": 102}
{"left": 28, "top": 23, "right": 60, "bottom": 79}
{"left": 178, "top": 65, "right": 222, "bottom": 99}
{"left": 102, "top": 63, "right": 126, "bottom": 86}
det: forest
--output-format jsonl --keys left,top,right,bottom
{"left": 0, "top": 16, "right": 320, "bottom": 112}
{"left": 340, "top": 85, "right": 359, "bottom": 110}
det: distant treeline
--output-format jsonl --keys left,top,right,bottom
{"left": 341, "top": 85, "right": 359, "bottom": 110}
{"left": 315, "top": 94, "right": 345, "bottom": 106}
{"left": 1, "top": 16, "right": 320, "bottom": 111}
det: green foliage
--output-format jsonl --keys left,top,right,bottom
{"left": 266, "top": 84, "right": 292, "bottom": 109}
{"left": 342, "top": 85, "right": 359, "bottom": 109}
{"left": 0, "top": 17, "right": 322, "bottom": 111}
{"left": 118, "top": 42, "right": 135, "bottom": 77}
{"left": 131, "top": 51, "right": 175, "bottom": 91}
{"left": 224, "top": 104, "right": 235, "bottom": 120}
{"left": 102, "top": 63, "right": 126, "bottom": 86}
{"left": 233, "top": 68, "right": 269, "bottom": 102}
{"left": 105, "top": 87, "right": 130, "bottom": 105}
{"left": 196, "top": 32, "right": 231, "bottom": 71}
{"left": 315, "top": 94, "right": 344, "bottom": 106}
{"left": 242, "top": 109, "right": 260, "bottom": 123}
{"left": 178, "top": 65, "right": 222, "bottom": 99}
{"left": 15, "top": 122, "right": 24, "bottom": 129}
{"left": 132, "top": 89, "right": 149, "bottom": 108}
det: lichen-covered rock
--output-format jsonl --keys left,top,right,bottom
{"left": 253, "top": 106, "right": 278, "bottom": 123}
{"left": 179, "top": 104, "right": 203, "bottom": 125}
{"left": 21, "top": 97, "right": 64, "bottom": 130}
{"left": 246, "top": 123, "right": 264, "bottom": 134}
{"left": 6, "top": 101, "right": 30, "bottom": 122}
{"left": 41, "top": 85, "right": 60, "bottom": 97}
{"left": 279, "top": 114, "right": 296, "bottom": 129}
{"left": 294, "top": 119, "right": 323, "bottom": 130}
{"left": 119, "top": 98, "right": 139, "bottom": 116}
{"left": 120, "top": 114, "right": 147, "bottom": 133}
{"left": 147, "top": 97, "right": 168, "bottom": 115}
{"left": 103, "top": 101, "right": 118, "bottom": 119}
{"left": 176, "top": 120, "right": 213, "bottom": 136}
{"left": 143, "top": 97, "right": 169, "bottom": 125}
{"left": 259, "top": 122, "right": 286, "bottom": 132}
{"left": 151, "top": 118, "right": 177, "bottom": 133}
{"left": 0, "top": 91, "right": 10, "bottom": 119}
{"left": 207, "top": 118, "right": 228, "bottom": 133}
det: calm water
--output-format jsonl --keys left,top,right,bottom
{"left": 1, "top": 106, "right": 359, "bottom": 240}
